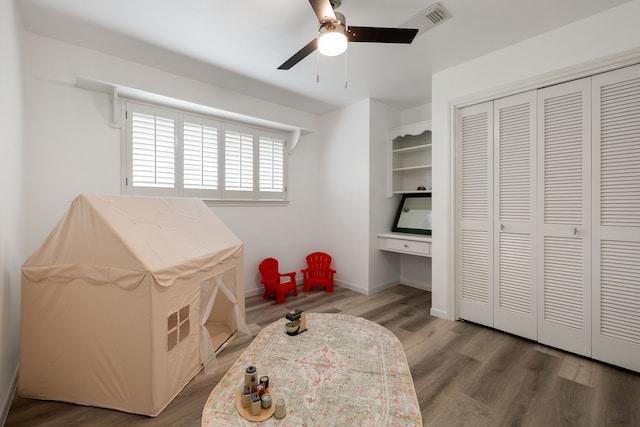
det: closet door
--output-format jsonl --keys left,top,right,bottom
{"left": 592, "top": 64, "right": 640, "bottom": 372}
{"left": 493, "top": 91, "right": 537, "bottom": 340}
{"left": 537, "top": 78, "right": 592, "bottom": 357}
{"left": 457, "top": 102, "right": 494, "bottom": 327}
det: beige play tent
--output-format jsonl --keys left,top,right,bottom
{"left": 19, "top": 193, "right": 249, "bottom": 416}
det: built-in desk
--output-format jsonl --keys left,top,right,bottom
{"left": 378, "top": 233, "right": 432, "bottom": 257}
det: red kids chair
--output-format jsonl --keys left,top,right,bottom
{"left": 301, "top": 252, "right": 336, "bottom": 293}
{"left": 258, "top": 258, "right": 298, "bottom": 304}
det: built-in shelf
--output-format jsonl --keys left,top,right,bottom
{"left": 392, "top": 165, "right": 432, "bottom": 172}
{"left": 388, "top": 121, "right": 432, "bottom": 197}
{"left": 392, "top": 143, "right": 432, "bottom": 154}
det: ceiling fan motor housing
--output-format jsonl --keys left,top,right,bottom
{"left": 323, "top": 11, "right": 346, "bottom": 29}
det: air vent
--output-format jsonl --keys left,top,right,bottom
{"left": 402, "top": 2, "right": 451, "bottom": 36}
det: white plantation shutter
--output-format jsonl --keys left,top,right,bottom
{"left": 128, "top": 104, "right": 177, "bottom": 196}
{"left": 125, "top": 102, "right": 288, "bottom": 201}
{"left": 259, "top": 134, "right": 286, "bottom": 197}
{"left": 224, "top": 127, "right": 254, "bottom": 193}
{"left": 183, "top": 116, "right": 218, "bottom": 191}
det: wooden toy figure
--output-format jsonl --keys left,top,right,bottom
{"left": 285, "top": 309, "right": 307, "bottom": 335}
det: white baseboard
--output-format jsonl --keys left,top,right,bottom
{"left": 1, "top": 364, "right": 18, "bottom": 426}
{"left": 246, "top": 280, "right": 430, "bottom": 299}
{"left": 245, "top": 287, "right": 262, "bottom": 297}
{"left": 399, "top": 277, "right": 431, "bottom": 291}
{"left": 366, "top": 280, "right": 399, "bottom": 296}
{"left": 430, "top": 307, "right": 451, "bottom": 320}
{"left": 245, "top": 280, "right": 304, "bottom": 298}
{"left": 333, "top": 279, "right": 370, "bottom": 295}
{"left": 250, "top": 279, "right": 371, "bottom": 296}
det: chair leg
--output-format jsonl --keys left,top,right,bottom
{"left": 276, "top": 287, "right": 285, "bottom": 304}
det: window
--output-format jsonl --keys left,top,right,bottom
{"left": 124, "top": 102, "right": 288, "bottom": 201}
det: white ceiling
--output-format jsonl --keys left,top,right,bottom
{"left": 17, "top": 0, "right": 631, "bottom": 115}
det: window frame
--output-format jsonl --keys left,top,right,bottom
{"left": 122, "top": 100, "right": 289, "bottom": 203}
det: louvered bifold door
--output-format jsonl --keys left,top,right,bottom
{"left": 456, "top": 102, "right": 494, "bottom": 327}
{"left": 537, "top": 78, "right": 592, "bottom": 357}
{"left": 493, "top": 91, "right": 538, "bottom": 340}
{"left": 592, "top": 64, "right": 640, "bottom": 372}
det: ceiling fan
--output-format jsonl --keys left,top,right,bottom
{"left": 278, "top": 0, "right": 419, "bottom": 70}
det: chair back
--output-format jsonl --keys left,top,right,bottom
{"left": 259, "top": 258, "right": 280, "bottom": 284}
{"left": 305, "top": 252, "right": 332, "bottom": 277}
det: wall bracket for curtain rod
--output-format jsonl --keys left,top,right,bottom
{"left": 75, "top": 75, "right": 121, "bottom": 128}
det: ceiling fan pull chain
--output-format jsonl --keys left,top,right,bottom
{"left": 344, "top": 49, "right": 348, "bottom": 88}
{"left": 316, "top": 37, "right": 321, "bottom": 83}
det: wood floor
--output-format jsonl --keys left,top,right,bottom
{"left": 6, "top": 284, "right": 640, "bottom": 426}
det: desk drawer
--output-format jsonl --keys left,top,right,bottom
{"left": 380, "top": 237, "right": 431, "bottom": 257}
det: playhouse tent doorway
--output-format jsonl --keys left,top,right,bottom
{"left": 20, "top": 194, "right": 249, "bottom": 416}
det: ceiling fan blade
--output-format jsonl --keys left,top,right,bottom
{"left": 308, "top": 0, "right": 337, "bottom": 23}
{"left": 277, "top": 39, "right": 318, "bottom": 70}
{"left": 347, "top": 26, "right": 418, "bottom": 44}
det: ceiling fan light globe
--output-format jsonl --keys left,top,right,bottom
{"left": 318, "top": 32, "right": 348, "bottom": 56}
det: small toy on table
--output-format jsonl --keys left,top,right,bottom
{"left": 236, "top": 365, "right": 277, "bottom": 421}
{"left": 285, "top": 309, "right": 307, "bottom": 336}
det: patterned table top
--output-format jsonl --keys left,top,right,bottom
{"left": 201, "top": 312, "right": 422, "bottom": 426}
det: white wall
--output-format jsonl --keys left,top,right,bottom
{"left": 400, "top": 103, "right": 432, "bottom": 128}
{"left": 368, "top": 100, "right": 402, "bottom": 293}
{"left": 0, "top": 0, "right": 24, "bottom": 422}
{"left": 21, "top": 32, "right": 322, "bottom": 297}
{"left": 319, "top": 100, "right": 372, "bottom": 293}
{"left": 400, "top": 256, "right": 432, "bottom": 291}
{"left": 431, "top": 0, "right": 640, "bottom": 319}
